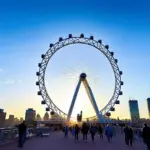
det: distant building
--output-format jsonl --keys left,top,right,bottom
{"left": 8, "top": 115, "right": 15, "bottom": 126}
{"left": 20, "top": 117, "right": 24, "bottom": 123}
{"left": 0, "top": 109, "right": 6, "bottom": 128}
{"left": 25, "top": 108, "right": 36, "bottom": 125}
{"left": 43, "top": 112, "right": 49, "bottom": 121}
{"left": 147, "top": 98, "right": 150, "bottom": 118}
{"left": 14, "top": 118, "right": 20, "bottom": 125}
{"left": 51, "top": 113, "right": 62, "bottom": 121}
{"left": 36, "top": 114, "right": 41, "bottom": 121}
{"left": 129, "top": 100, "right": 140, "bottom": 122}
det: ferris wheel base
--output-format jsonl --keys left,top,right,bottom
{"left": 67, "top": 73, "right": 112, "bottom": 123}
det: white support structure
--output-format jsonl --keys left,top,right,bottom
{"left": 67, "top": 73, "right": 105, "bottom": 123}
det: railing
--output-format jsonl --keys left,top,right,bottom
{"left": 0, "top": 128, "right": 18, "bottom": 145}
{"left": 0, "top": 127, "right": 52, "bottom": 145}
{"left": 0, "top": 127, "right": 35, "bottom": 145}
{"left": 0, "top": 126, "right": 143, "bottom": 146}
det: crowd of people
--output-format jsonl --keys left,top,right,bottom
{"left": 63, "top": 122, "right": 150, "bottom": 149}
{"left": 17, "top": 120, "right": 150, "bottom": 149}
{"left": 63, "top": 123, "right": 118, "bottom": 143}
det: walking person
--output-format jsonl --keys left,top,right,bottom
{"left": 18, "top": 121, "right": 27, "bottom": 148}
{"left": 128, "top": 126, "right": 133, "bottom": 146}
{"left": 98, "top": 125, "right": 103, "bottom": 139}
{"left": 142, "top": 123, "right": 150, "bottom": 150}
{"left": 112, "top": 125, "right": 116, "bottom": 137}
{"left": 90, "top": 125, "right": 97, "bottom": 142}
{"left": 72, "top": 126, "right": 75, "bottom": 136}
{"left": 64, "top": 126, "right": 69, "bottom": 139}
{"left": 105, "top": 124, "right": 113, "bottom": 142}
{"left": 82, "top": 122, "right": 89, "bottom": 142}
{"left": 124, "top": 125, "right": 129, "bottom": 145}
{"left": 74, "top": 124, "right": 80, "bottom": 140}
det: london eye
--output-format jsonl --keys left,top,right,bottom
{"left": 36, "top": 34, "right": 123, "bottom": 123}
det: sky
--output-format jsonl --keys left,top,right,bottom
{"left": 0, "top": 0, "right": 150, "bottom": 119}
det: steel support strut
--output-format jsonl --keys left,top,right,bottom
{"left": 67, "top": 78, "right": 82, "bottom": 122}
{"left": 83, "top": 79, "right": 105, "bottom": 123}
{"left": 67, "top": 74, "right": 105, "bottom": 123}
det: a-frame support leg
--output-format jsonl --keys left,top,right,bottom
{"left": 67, "top": 78, "right": 82, "bottom": 122}
{"left": 83, "top": 79, "right": 105, "bottom": 123}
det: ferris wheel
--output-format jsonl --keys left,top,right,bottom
{"left": 36, "top": 34, "right": 123, "bottom": 122}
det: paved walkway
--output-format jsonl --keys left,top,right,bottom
{"left": 1, "top": 132, "right": 145, "bottom": 150}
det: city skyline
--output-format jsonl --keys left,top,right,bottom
{"left": 1, "top": 97, "right": 150, "bottom": 120}
{"left": 0, "top": 0, "right": 150, "bottom": 119}
{"left": 1, "top": 98, "right": 150, "bottom": 128}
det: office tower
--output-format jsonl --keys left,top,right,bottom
{"left": 25, "top": 108, "right": 36, "bottom": 125}
{"left": 129, "top": 100, "right": 140, "bottom": 121}
{"left": 147, "top": 98, "right": 150, "bottom": 118}
{"left": 0, "top": 109, "right": 6, "bottom": 128}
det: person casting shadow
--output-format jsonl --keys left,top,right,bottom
{"left": 90, "top": 125, "right": 97, "bottom": 142}
{"left": 142, "top": 123, "right": 150, "bottom": 150}
{"left": 124, "top": 125, "right": 129, "bottom": 145}
{"left": 18, "top": 121, "right": 27, "bottom": 148}
{"left": 74, "top": 124, "right": 80, "bottom": 140}
{"left": 98, "top": 125, "right": 103, "bottom": 139}
{"left": 124, "top": 125, "right": 133, "bottom": 146}
{"left": 82, "top": 122, "right": 89, "bottom": 141}
{"left": 128, "top": 127, "right": 133, "bottom": 146}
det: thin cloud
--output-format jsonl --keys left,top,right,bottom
{"left": 0, "top": 69, "right": 3, "bottom": 72}
{"left": 0, "top": 79, "right": 24, "bottom": 84}
{"left": 18, "top": 80, "right": 23, "bottom": 84}
{"left": 0, "top": 79, "right": 15, "bottom": 84}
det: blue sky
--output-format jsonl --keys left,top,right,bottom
{"left": 0, "top": 0, "right": 150, "bottom": 119}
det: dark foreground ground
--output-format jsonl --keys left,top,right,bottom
{"left": 0, "top": 132, "right": 145, "bottom": 150}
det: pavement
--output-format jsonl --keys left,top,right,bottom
{"left": 0, "top": 132, "right": 145, "bottom": 150}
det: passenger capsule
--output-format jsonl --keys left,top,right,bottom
{"left": 41, "top": 54, "right": 45, "bottom": 59}
{"left": 51, "top": 111, "right": 55, "bottom": 115}
{"left": 120, "top": 81, "right": 124, "bottom": 86}
{"left": 90, "top": 36, "right": 94, "bottom": 40}
{"left": 36, "top": 81, "right": 39, "bottom": 86}
{"left": 106, "top": 112, "right": 111, "bottom": 117}
{"left": 36, "top": 72, "right": 40, "bottom": 76}
{"left": 68, "top": 34, "right": 72, "bottom": 38}
{"left": 110, "top": 107, "right": 115, "bottom": 111}
{"left": 110, "top": 52, "right": 114, "bottom": 56}
{"left": 105, "top": 45, "right": 109, "bottom": 49}
{"left": 41, "top": 100, "right": 46, "bottom": 105}
{"left": 37, "top": 91, "right": 42, "bottom": 95}
{"left": 38, "top": 63, "right": 42, "bottom": 68}
{"left": 49, "top": 43, "right": 54, "bottom": 48}
{"left": 119, "top": 91, "right": 123, "bottom": 95}
{"left": 115, "top": 100, "right": 120, "bottom": 104}
{"left": 119, "top": 71, "right": 123, "bottom": 75}
{"left": 114, "top": 59, "right": 118, "bottom": 63}
{"left": 46, "top": 108, "right": 50, "bottom": 111}
{"left": 80, "top": 33, "right": 84, "bottom": 38}
{"left": 59, "top": 37, "right": 63, "bottom": 42}
{"left": 98, "top": 40, "right": 102, "bottom": 44}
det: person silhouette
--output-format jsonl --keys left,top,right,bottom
{"left": 142, "top": 123, "right": 150, "bottom": 150}
{"left": 74, "top": 124, "right": 80, "bottom": 140}
{"left": 18, "top": 121, "right": 26, "bottom": 147}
